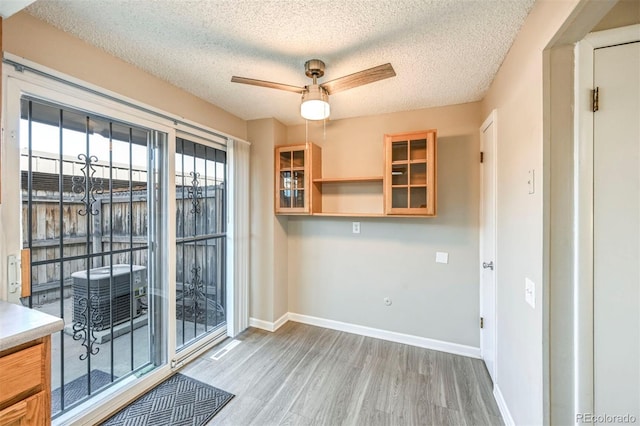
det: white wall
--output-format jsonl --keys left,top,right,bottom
{"left": 286, "top": 102, "right": 482, "bottom": 347}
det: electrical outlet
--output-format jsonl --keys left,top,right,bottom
{"left": 384, "top": 297, "right": 392, "bottom": 306}
{"left": 352, "top": 222, "right": 360, "bottom": 234}
{"left": 525, "top": 278, "right": 535, "bottom": 308}
{"left": 528, "top": 170, "right": 535, "bottom": 194}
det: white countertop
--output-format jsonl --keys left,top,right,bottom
{"left": 0, "top": 300, "right": 64, "bottom": 351}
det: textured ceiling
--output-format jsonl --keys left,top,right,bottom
{"left": 26, "top": 0, "right": 536, "bottom": 126}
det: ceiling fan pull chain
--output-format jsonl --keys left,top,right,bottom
{"left": 323, "top": 117, "right": 326, "bottom": 143}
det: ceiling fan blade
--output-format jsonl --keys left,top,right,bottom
{"left": 231, "top": 76, "right": 305, "bottom": 94}
{"left": 320, "top": 63, "right": 396, "bottom": 95}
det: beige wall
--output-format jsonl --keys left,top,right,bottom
{"left": 273, "top": 121, "right": 289, "bottom": 321}
{"left": 286, "top": 102, "right": 482, "bottom": 347}
{"left": 248, "top": 118, "right": 288, "bottom": 323}
{"left": 3, "top": 12, "right": 246, "bottom": 139}
{"left": 593, "top": 0, "right": 640, "bottom": 31}
{"left": 480, "top": 0, "right": 581, "bottom": 424}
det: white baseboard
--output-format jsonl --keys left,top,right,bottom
{"left": 249, "top": 317, "right": 273, "bottom": 331}
{"left": 250, "top": 312, "right": 481, "bottom": 359}
{"left": 494, "top": 385, "right": 515, "bottom": 426}
{"left": 273, "top": 312, "right": 289, "bottom": 331}
{"left": 249, "top": 312, "right": 289, "bottom": 332}
{"left": 287, "top": 312, "right": 481, "bottom": 358}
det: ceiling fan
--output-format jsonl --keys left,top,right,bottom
{"left": 231, "top": 59, "right": 396, "bottom": 120}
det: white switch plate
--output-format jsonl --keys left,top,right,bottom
{"left": 435, "top": 252, "right": 449, "bottom": 264}
{"left": 528, "top": 169, "right": 535, "bottom": 194}
{"left": 352, "top": 222, "right": 360, "bottom": 234}
{"left": 525, "top": 277, "right": 535, "bottom": 308}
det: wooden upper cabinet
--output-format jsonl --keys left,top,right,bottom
{"left": 384, "top": 130, "right": 437, "bottom": 216}
{"left": 275, "top": 133, "right": 436, "bottom": 217}
{"left": 274, "top": 142, "right": 321, "bottom": 215}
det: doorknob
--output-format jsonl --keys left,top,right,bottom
{"left": 482, "top": 261, "right": 494, "bottom": 270}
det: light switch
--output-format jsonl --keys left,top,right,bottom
{"left": 525, "top": 278, "right": 535, "bottom": 308}
{"left": 435, "top": 252, "right": 449, "bottom": 264}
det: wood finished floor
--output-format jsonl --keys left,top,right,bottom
{"left": 181, "top": 322, "right": 503, "bottom": 426}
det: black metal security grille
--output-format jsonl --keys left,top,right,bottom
{"left": 175, "top": 138, "right": 227, "bottom": 350}
{"left": 20, "top": 98, "right": 154, "bottom": 417}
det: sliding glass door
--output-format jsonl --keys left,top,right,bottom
{"left": 5, "top": 66, "right": 233, "bottom": 421}
{"left": 19, "top": 97, "right": 165, "bottom": 418}
{"left": 175, "top": 137, "right": 227, "bottom": 351}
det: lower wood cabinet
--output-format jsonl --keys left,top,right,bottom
{"left": 0, "top": 337, "right": 51, "bottom": 426}
{"left": 0, "top": 391, "right": 47, "bottom": 426}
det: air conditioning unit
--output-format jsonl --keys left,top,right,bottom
{"left": 72, "top": 264, "right": 147, "bottom": 328}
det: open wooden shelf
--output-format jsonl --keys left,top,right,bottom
{"left": 312, "top": 212, "right": 384, "bottom": 217}
{"left": 312, "top": 212, "right": 431, "bottom": 218}
{"left": 313, "top": 176, "right": 383, "bottom": 184}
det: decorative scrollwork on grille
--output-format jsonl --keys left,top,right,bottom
{"left": 187, "top": 171, "right": 203, "bottom": 215}
{"left": 176, "top": 264, "right": 225, "bottom": 326}
{"left": 72, "top": 295, "right": 103, "bottom": 361}
{"left": 72, "top": 154, "right": 104, "bottom": 216}
{"left": 184, "top": 265, "right": 204, "bottom": 320}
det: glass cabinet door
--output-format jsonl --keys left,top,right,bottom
{"left": 391, "top": 139, "right": 409, "bottom": 209}
{"left": 276, "top": 146, "right": 307, "bottom": 213}
{"left": 385, "top": 131, "right": 436, "bottom": 215}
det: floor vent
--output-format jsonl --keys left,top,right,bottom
{"left": 211, "top": 340, "right": 241, "bottom": 361}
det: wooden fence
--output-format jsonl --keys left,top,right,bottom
{"left": 24, "top": 184, "right": 224, "bottom": 305}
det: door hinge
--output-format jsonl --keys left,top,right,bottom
{"left": 480, "top": 151, "right": 484, "bottom": 163}
{"left": 480, "top": 317, "right": 484, "bottom": 329}
{"left": 592, "top": 87, "right": 599, "bottom": 112}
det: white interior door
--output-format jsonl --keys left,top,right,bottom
{"left": 594, "top": 40, "right": 640, "bottom": 420}
{"left": 480, "top": 110, "right": 497, "bottom": 383}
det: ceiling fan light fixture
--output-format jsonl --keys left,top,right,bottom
{"left": 300, "top": 84, "right": 330, "bottom": 120}
{"left": 232, "top": 60, "right": 395, "bottom": 121}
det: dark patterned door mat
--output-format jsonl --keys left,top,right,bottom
{"left": 100, "top": 373, "right": 234, "bottom": 426}
{"left": 52, "top": 370, "right": 114, "bottom": 413}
